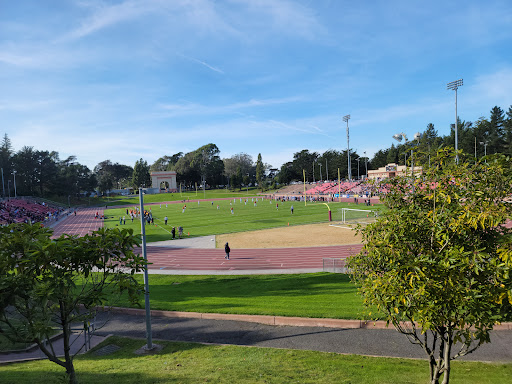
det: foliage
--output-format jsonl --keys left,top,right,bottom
{"left": 349, "top": 148, "right": 512, "bottom": 384}
{"left": 132, "top": 158, "right": 151, "bottom": 189}
{"left": 370, "top": 104, "right": 512, "bottom": 169}
{"left": 174, "top": 144, "right": 224, "bottom": 187}
{"left": 0, "top": 224, "right": 146, "bottom": 384}
{"left": 150, "top": 153, "right": 183, "bottom": 172}
{"left": 255, "top": 153, "right": 264, "bottom": 189}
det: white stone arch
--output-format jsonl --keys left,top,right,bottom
{"left": 150, "top": 171, "right": 177, "bottom": 193}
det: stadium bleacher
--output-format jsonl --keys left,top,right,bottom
{"left": 0, "top": 199, "right": 63, "bottom": 225}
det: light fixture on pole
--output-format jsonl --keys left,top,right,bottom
{"left": 12, "top": 170, "right": 17, "bottom": 198}
{"left": 363, "top": 151, "right": 368, "bottom": 179}
{"left": 343, "top": 115, "right": 351, "bottom": 180}
{"left": 447, "top": 79, "right": 463, "bottom": 164}
{"left": 480, "top": 141, "right": 488, "bottom": 158}
{"left": 139, "top": 188, "right": 153, "bottom": 351}
{"left": 393, "top": 132, "right": 422, "bottom": 179}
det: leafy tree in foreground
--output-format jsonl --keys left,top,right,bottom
{"left": 0, "top": 225, "right": 146, "bottom": 384}
{"left": 348, "top": 148, "right": 512, "bottom": 384}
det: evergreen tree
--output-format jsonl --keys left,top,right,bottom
{"left": 132, "top": 159, "right": 151, "bottom": 189}
{"left": 505, "top": 106, "right": 512, "bottom": 155}
{"left": 0, "top": 134, "right": 13, "bottom": 197}
{"left": 255, "top": 153, "right": 264, "bottom": 189}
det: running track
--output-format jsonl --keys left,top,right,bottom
{"left": 51, "top": 208, "right": 362, "bottom": 274}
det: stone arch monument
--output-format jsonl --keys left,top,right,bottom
{"left": 150, "top": 171, "right": 177, "bottom": 193}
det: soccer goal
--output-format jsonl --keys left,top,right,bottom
{"left": 336, "top": 208, "right": 378, "bottom": 225}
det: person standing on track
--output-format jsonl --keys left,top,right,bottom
{"left": 224, "top": 242, "right": 230, "bottom": 260}
{"left": 178, "top": 226, "right": 183, "bottom": 239}
{"left": 171, "top": 226, "right": 175, "bottom": 239}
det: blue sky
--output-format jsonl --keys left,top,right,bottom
{"left": 2, "top": 0, "right": 512, "bottom": 171}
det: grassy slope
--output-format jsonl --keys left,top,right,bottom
{"left": 110, "top": 273, "right": 369, "bottom": 319}
{"left": 1, "top": 337, "right": 510, "bottom": 384}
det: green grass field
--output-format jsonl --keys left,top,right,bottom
{"left": 108, "top": 273, "right": 370, "bottom": 319}
{"left": 103, "top": 197, "right": 379, "bottom": 243}
{"left": 100, "top": 188, "right": 269, "bottom": 207}
{"left": 1, "top": 336, "right": 510, "bottom": 384}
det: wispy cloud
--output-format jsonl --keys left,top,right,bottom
{"left": 62, "top": 0, "right": 152, "bottom": 41}
{"left": 176, "top": 53, "right": 224, "bottom": 74}
{"left": 159, "top": 96, "right": 304, "bottom": 117}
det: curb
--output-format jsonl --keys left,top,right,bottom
{"left": 105, "top": 306, "right": 512, "bottom": 331}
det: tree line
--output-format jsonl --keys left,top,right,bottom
{"left": 370, "top": 105, "right": 512, "bottom": 169}
{"left": 3, "top": 104, "right": 510, "bottom": 199}
{"left": 0, "top": 138, "right": 271, "bottom": 199}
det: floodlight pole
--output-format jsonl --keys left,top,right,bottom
{"left": 325, "top": 159, "right": 328, "bottom": 181}
{"left": 343, "top": 115, "right": 351, "bottom": 180}
{"left": 447, "top": 79, "right": 463, "bottom": 164}
{"left": 364, "top": 151, "right": 368, "bottom": 179}
{"left": 12, "top": 170, "right": 17, "bottom": 198}
{"left": 319, "top": 163, "right": 322, "bottom": 182}
{"left": 139, "top": 188, "right": 153, "bottom": 350}
{"left": 356, "top": 158, "right": 360, "bottom": 180}
{"left": 1, "top": 168, "right": 4, "bottom": 198}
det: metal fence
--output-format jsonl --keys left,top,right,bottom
{"left": 322, "top": 258, "right": 349, "bottom": 273}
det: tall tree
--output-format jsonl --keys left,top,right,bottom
{"left": 150, "top": 152, "right": 183, "bottom": 172}
{"left": 132, "top": 158, "right": 151, "bottom": 189}
{"left": 94, "top": 160, "right": 114, "bottom": 194}
{"left": 349, "top": 148, "right": 512, "bottom": 384}
{"left": 255, "top": 153, "right": 264, "bottom": 190}
{"left": 12, "top": 146, "right": 38, "bottom": 196}
{"left": 0, "top": 134, "right": 14, "bottom": 197}
{"left": 488, "top": 106, "right": 506, "bottom": 154}
{"left": 291, "top": 150, "right": 318, "bottom": 182}
{"left": 505, "top": 106, "right": 512, "bottom": 155}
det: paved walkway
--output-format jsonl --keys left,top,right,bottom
{"left": 2, "top": 311, "right": 511, "bottom": 364}
{"left": 0, "top": 332, "right": 108, "bottom": 364}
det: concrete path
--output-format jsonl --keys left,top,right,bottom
{"left": 89, "top": 311, "right": 512, "bottom": 362}
{"left": 0, "top": 332, "right": 108, "bottom": 364}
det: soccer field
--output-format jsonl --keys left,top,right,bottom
{"left": 103, "top": 198, "right": 378, "bottom": 243}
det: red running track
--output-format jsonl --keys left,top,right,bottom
{"left": 51, "top": 207, "right": 363, "bottom": 273}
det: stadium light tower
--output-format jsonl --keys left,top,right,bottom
{"left": 447, "top": 79, "right": 463, "bottom": 164}
{"left": 363, "top": 151, "right": 368, "bottom": 179}
{"left": 343, "top": 115, "right": 351, "bottom": 180}
{"left": 12, "top": 170, "right": 17, "bottom": 198}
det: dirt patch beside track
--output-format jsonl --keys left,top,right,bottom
{"left": 216, "top": 223, "right": 362, "bottom": 249}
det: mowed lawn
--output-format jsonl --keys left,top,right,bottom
{"left": 103, "top": 197, "right": 377, "bottom": 243}
{"left": 108, "top": 273, "right": 369, "bottom": 319}
{"left": 1, "top": 336, "right": 510, "bottom": 384}
{"left": 102, "top": 188, "right": 265, "bottom": 206}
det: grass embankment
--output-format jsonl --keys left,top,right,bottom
{"left": 1, "top": 336, "right": 510, "bottom": 384}
{"left": 103, "top": 198, "right": 378, "bottom": 243}
{"left": 109, "top": 273, "right": 371, "bottom": 320}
